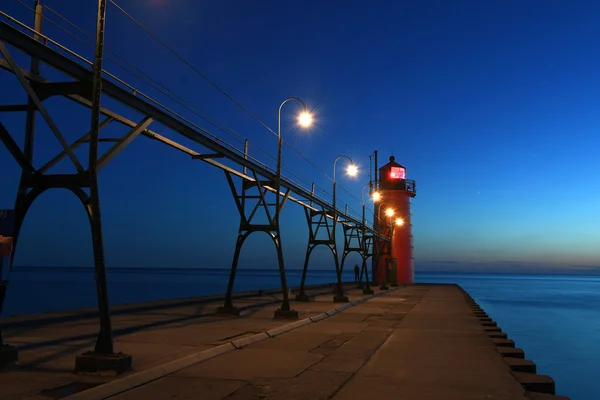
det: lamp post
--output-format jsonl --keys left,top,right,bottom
{"left": 276, "top": 97, "right": 312, "bottom": 225}
{"left": 332, "top": 155, "right": 358, "bottom": 302}
{"left": 274, "top": 97, "right": 312, "bottom": 315}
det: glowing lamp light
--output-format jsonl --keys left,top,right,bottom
{"left": 346, "top": 164, "right": 359, "bottom": 177}
{"left": 395, "top": 218, "right": 404, "bottom": 226}
{"left": 389, "top": 166, "right": 406, "bottom": 180}
{"left": 297, "top": 111, "right": 313, "bottom": 128}
{"left": 385, "top": 208, "right": 394, "bottom": 217}
{"left": 371, "top": 191, "right": 381, "bottom": 202}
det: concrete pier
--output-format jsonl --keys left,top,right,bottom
{"left": 0, "top": 284, "right": 569, "bottom": 400}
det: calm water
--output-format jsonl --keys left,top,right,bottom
{"left": 1, "top": 268, "right": 598, "bottom": 399}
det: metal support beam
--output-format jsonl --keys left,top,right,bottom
{"left": 39, "top": 117, "right": 113, "bottom": 174}
{"left": 23, "top": 0, "right": 43, "bottom": 168}
{"left": 0, "top": 122, "right": 35, "bottom": 173}
{"left": 0, "top": 104, "right": 28, "bottom": 112}
{"left": 0, "top": 3, "right": 43, "bottom": 367}
{"left": 217, "top": 169, "right": 297, "bottom": 319}
{"left": 0, "top": 41, "right": 84, "bottom": 172}
{"left": 295, "top": 206, "right": 346, "bottom": 302}
{"left": 22, "top": 173, "right": 89, "bottom": 189}
{"left": 31, "top": 81, "right": 93, "bottom": 102}
{"left": 0, "top": 21, "right": 386, "bottom": 239}
{"left": 359, "top": 213, "right": 374, "bottom": 294}
{"left": 85, "top": 0, "right": 114, "bottom": 357}
{"left": 339, "top": 221, "right": 363, "bottom": 280}
{"left": 191, "top": 153, "right": 224, "bottom": 160}
{"left": 97, "top": 116, "right": 152, "bottom": 170}
{"left": 330, "top": 214, "right": 348, "bottom": 303}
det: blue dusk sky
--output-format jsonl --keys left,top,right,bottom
{"left": 1, "top": 0, "right": 599, "bottom": 274}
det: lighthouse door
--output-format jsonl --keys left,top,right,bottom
{"left": 385, "top": 257, "right": 397, "bottom": 285}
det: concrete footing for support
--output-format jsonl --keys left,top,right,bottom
{"left": 294, "top": 292, "right": 310, "bottom": 302}
{"left": 0, "top": 344, "right": 18, "bottom": 368}
{"left": 333, "top": 294, "right": 349, "bottom": 303}
{"left": 362, "top": 287, "right": 374, "bottom": 295}
{"left": 74, "top": 351, "right": 132, "bottom": 375}
{"left": 273, "top": 309, "right": 299, "bottom": 320}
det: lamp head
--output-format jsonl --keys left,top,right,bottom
{"left": 346, "top": 164, "right": 359, "bottom": 177}
{"left": 297, "top": 111, "right": 313, "bottom": 128}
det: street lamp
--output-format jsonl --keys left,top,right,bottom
{"left": 274, "top": 97, "right": 313, "bottom": 316}
{"left": 332, "top": 155, "right": 358, "bottom": 303}
{"left": 332, "top": 155, "right": 358, "bottom": 214}
{"left": 276, "top": 97, "right": 313, "bottom": 223}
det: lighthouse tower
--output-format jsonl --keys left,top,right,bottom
{"left": 373, "top": 156, "right": 417, "bottom": 285}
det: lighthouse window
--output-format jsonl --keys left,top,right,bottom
{"left": 390, "top": 167, "right": 405, "bottom": 180}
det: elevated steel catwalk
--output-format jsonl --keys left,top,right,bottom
{"left": 0, "top": 3, "right": 400, "bottom": 373}
{"left": 0, "top": 20, "right": 385, "bottom": 238}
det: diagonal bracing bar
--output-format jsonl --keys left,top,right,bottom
{"left": 0, "top": 122, "right": 35, "bottom": 174}
{"left": 38, "top": 117, "right": 114, "bottom": 174}
{"left": 97, "top": 116, "right": 153, "bottom": 170}
{"left": 0, "top": 41, "right": 84, "bottom": 173}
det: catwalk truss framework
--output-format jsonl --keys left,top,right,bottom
{"left": 0, "top": 4, "right": 390, "bottom": 362}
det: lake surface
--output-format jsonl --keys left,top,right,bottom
{"left": 1, "top": 268, "right": 598, "bottom": 399}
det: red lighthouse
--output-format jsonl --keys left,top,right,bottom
{"left": 373, "top": 156, "right": 417, "bottom": 285}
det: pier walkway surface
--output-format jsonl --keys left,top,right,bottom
{"left": 0, "top": 283, "right": 569, "bottom": 400}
